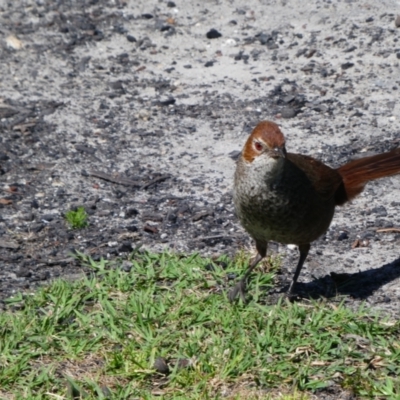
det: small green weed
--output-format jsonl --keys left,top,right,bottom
{"left": 65, "top": 206, "right": 89, "bottom": 229}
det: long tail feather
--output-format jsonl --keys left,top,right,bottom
{"left": 336, "top": 148, "right": 400, "bottom": 204}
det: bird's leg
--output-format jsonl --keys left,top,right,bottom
{"left": 229, "top": 242, "right": 267, "bottom": 302}
{"left": 287, "top": 243, "right": 310, "bottom": 296}
{"left": 228, "top": 253, "right": 263, "bottom": 302}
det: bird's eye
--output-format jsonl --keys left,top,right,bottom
{"left": 254, "top": 141, "right": 263, "bottom": 151}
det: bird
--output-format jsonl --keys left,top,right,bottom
{"left": 230, "top": 120, "right": 400, "bottom": 302}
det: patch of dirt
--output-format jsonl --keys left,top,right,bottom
{"left": 1, "top": 0, "right": 400, "bottom": 321}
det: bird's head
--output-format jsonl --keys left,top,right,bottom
{"left": 242, "top": 121, "right": 287, "bottom": 163}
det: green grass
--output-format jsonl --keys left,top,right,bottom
{"left": 64, "top": 206, "right": 89, "bottom": 229}
{"left": 1, "top": 251, "right": 399, "bottom": 399}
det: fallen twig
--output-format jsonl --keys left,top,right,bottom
{"left": 376, "top": 228, "right": 400, "bottom": 233}
{"left": 192, "top": 234, "right": 236, "bottom": 242}
{"left": 86, "top": 170, "right": 141, "bottom": 187}
{"left": 141, "top": 174, "right": 171, "bottom": 190}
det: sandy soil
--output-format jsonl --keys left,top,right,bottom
{"left": 1, "top": 0, "right": 400, "bottom": 316}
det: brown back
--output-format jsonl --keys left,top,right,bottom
{"left": 287, "top": 153, "right": 343, "bottom": 200}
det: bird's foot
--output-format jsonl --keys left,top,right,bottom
{"left": 284, "top": 289, "right": 299, "bottom": 302}
{"left": 228, "top": 279, "right": 247, "bottom": 303}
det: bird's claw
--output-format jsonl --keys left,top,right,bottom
{"left": 228, "top": 280, "right": 247, "bottom": 303}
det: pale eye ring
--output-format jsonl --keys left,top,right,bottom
{"left": 254, "top": 141, "right": 263, "bottom": 151}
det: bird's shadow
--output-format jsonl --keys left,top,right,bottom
{"left": 291, "top": 257, "right": 400, "bottom": 300}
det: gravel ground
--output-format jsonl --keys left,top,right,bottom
{"left": 1, "top": 0, "right": 400, "bottom": 317}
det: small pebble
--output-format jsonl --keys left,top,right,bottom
{"left": 337, "top": 232, "right": 349, "bottom": 241}
{"left": 159, "top": 97, "right": 176, "bottom": 106}
{"left": 204, "top": 263, "right": 215, "bottom": 271}
{"left": 153, "top": 357, "right": 169, "bottom": 375}
{"left": 5, "top": 35, "right": 23, "bottom": 50}
{"left": 281, "top": 107, "right": 297, "bottom": 119}
{"left": 341, "top": 62, "right": 354, "bottom": 70}
{"left": 206, "top": 29, "right": 222, "bottom": 39}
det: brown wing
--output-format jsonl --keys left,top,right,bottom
{"left": 287, "top": 153, "right": 343, "bottom": 200}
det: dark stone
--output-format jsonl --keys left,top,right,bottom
{"left": 204, "top": 263, "right": 215, "bottom": 271}
{"left": 0, "top": 107, "right": 18, "bottom": 119}
{"left": 153, "top": 357, "right": 169, "bottom": 375}
{"left": 159, "top": 97, "right": 176, "bottom": 106}
{"left": 206, "top": 29, "right": 222, "bottom": 39}
{"left": 0, "top": 152, "right": 9, "bottom": 161}
{"left": 126, "top": 208, "right": 139, "bottom": 217}
{"left": 32, "top": 223, "right": 45, "bottom": 233}
{"left": 144, "top": 224, "right": 158, "bottom": 234}
{"left": 256, "top": 32, "right": 278, "bottom": 49}
{"left": 257, "top": 33, "right": 270, "bottom": 45}
{"left": 337, "top": 232, "right": 349, "bottom": 241}
{"left": 118, "top": 241, "right": 133, "bottom": 253}
{"left": 341, "top": 62, "right": 354, "bottom": 70}
{"left": 168, "top": 213, "right": 177, "bottom": 223}
{"left": 160, "top": 25, "right": 175, "bottom": 34}
{"left": 344, "top": 46, "right": 357, "bottom": 52}
{"left": 16, "top": 268, "right": 32, "bottom": 278}
{"left": 371, "top": 206, "right": 387, "bottom": 217}
{"left": 281, "top": 107, "right": 297, "bottom": 118}
{"left": 113, "top": 25, "right": 127, "bottom": 34}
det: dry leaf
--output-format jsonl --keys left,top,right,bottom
{"left": 0, "top": 198, "right": 12, "bottom": 205}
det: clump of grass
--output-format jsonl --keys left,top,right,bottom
{"left": 65, "top": 206, "right": 89, "bottom": 229}
{"left": 1, "top": 251, "right": 399, "bottom": 399}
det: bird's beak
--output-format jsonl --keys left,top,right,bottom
{"left": 272, "top": 146, "right": 287, "bottom": 158}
